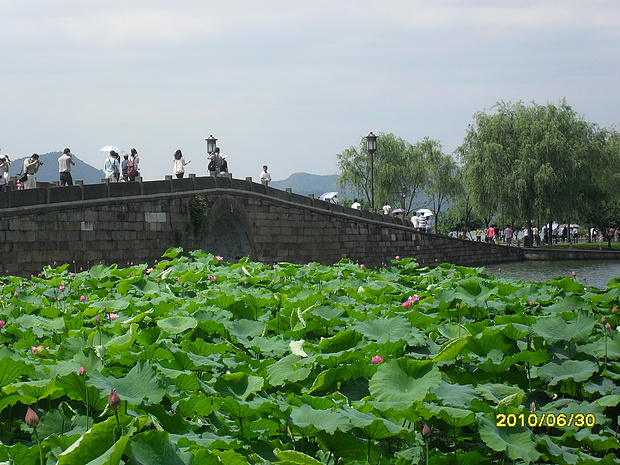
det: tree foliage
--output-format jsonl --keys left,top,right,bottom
{"left": 336, "top": 133, "right": 426, "bottom": 212}
{"left": 457, "top": 100, "right": 620, "bottom": 234}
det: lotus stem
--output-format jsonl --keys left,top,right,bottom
{"left": 34, "top": 426, "right": 43, "bottom": 465}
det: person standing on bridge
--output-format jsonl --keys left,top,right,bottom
{"left": 382, "top": 201, "right": 392, "bottom": 215}
{"left": 260, "top": 165, "right": 271, "bottom": 185}
{"left": 208, "top": 148, "right": 222, "bottom": 176}
{"left": 0, "top": 155, "right": 10, "bottom": 192}
{"left": 173, "top": 150, "right": 191, "bottom": 178}
{"left": 23, "top": 153, "right": 42, "bottom": 189}
{"left": 58, "top": 148, "right": 75, "bottom": 186}
{"left": 104, "top": 151, "right": 120, "bottom": 182}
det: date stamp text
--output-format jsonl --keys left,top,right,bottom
{"left": 496, "top": 413, "right": 596, "bottom": 428}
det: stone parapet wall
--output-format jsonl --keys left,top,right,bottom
{"left": 0, "top": 176, "right": 524, "bottom": 276}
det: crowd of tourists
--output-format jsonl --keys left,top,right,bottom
{"left": 0, "top": 144, "right": 276, "bottom": 192}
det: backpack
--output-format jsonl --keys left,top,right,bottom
{"left": 127, "top": 157, "right": 138, "bottom": 177}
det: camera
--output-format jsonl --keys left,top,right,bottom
{"left": 38, "top": 161, "right": 43, "bottom": 166}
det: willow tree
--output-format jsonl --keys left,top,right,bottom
{"left": 458, "top": 100, "right": 613, "bottom": 238}
{"left": 336, "top": 133, "right": 427, "bottom": 213}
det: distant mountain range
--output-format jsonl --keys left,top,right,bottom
{"left": 8, "top": 152, "right": 104, "bottom": 184}
{"left": 270, "top": 172, "right": 355, "bottom": 198}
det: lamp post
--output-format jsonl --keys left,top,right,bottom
{"left": 205, "top": 135, "right": 217, "bottom": 155}
{"left": 366, "top": 132, "right": 377, "bottom": 211}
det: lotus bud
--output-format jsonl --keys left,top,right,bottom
{"left": 25, "top": 407, "right": 39, "bottom": 427}
{"left": 601, "top": 316, "right": 607, "bottom": 324}
{"left": 80, "top": 295, "right": 87, "bottom": 302}
{"left": 0, "top": 320, "right": 5, "bottom": 329}
{"left": 94, "top": 315, "right": 100, "bottom": 324}
{"left": 59, "top": 285, "right": 65, "bottom": 292}
{"left": 371, "top": 355, "right": 383, "bottom": 364}
{"left": 422, "top": 423, "right": 431, "bottom": 437}
{"left": 572, "top": 271, "right": 576, "bottom": 277}
{"left": 402, "top": 300, "right": 411, "bottom": 309}
{"left": 108, "top": 389, "right": 121, "bottom": 410}
{"left": 606, "top": 323, "right": 612, "bottom": 331}
{"left": 78, "top": 366, "right": 86, "bottom": 376}
{"left": 613, "top": 307, "right": 618, "bottom": 314}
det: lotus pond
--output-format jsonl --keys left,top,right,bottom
{"left": 0, "top": 248, "right": 619, "bottom": 464}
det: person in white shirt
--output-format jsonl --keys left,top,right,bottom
{"left": 104, "top": 151, "right": 120, "bottom": 182}
{"left": 173, "top": 149, "right": 191, "bottom": 178}
{"left": 58, "top": 148, "right": 75, "bottom": 186}
{"left": 351, "top": 198, "right": 361, "bottom": 210}
{"left": 260, "top": 165, "right": 271, "bottom": 185}
{"left": 382, "top": 201, "right": 392, "bottom": 215}
{"left": 23, "top": 153, "right": 42, "bottom": 189}
{"left": 0, "top": 155, "right": 10, "bottom": 191}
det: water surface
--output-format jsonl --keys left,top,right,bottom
{"left": 482, "top": 260, "right": 620, "bottom": 290}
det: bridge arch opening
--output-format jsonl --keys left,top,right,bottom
{"left": 204, "top": 196, "right": 254, "bottom": 261}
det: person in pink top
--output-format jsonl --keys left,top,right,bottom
{"left": 487, "top": 225, "right": 495, "bottom": 243}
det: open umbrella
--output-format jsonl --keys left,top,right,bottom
{"left": 416, "top": 208, "right": 433, "bottom": 216}
{"left": 319, "top": 192, "right": 338, "bottom": 204}
{"left": 393, "top": 208, "right": 405, "bottom": 213}
{"left": 100, "top": 146, "right": 127, "bottom": 155}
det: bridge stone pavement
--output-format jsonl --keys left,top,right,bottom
{"left": 0, "top": 175, "right": 524, "bottom": 276}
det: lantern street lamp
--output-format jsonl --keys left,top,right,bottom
{"left": 366, "top": 132, "right": 377, "bottom": 212}
{"left": 205, "top": 135, "right": 218, "bottom": 155}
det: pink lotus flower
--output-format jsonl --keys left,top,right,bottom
{"left": 70, "top": 273, "right": 75, "bottom": 278}
{"left": 395, "top": 256, "right": 400, "bottom": 260}
{"left": 94, "top": 315, "right": 100, "bottom": 324}
{"left": 59, "top": 285, "right": 65, "bottom": 292}
{"left": 408, "top": 294, "right": 420, "bottom": 303}
{"left": 13, "top": 291, "right": 18, "bottom": 297}
{"left": 25, "top": 407, "right": 39, "bottom": 428}
{"left": 37, "top": 273, "right": 42, "bottom": 278}
{"left": 108, "top": 389, "right": 121, "bottom": 410}
{"left": 572, "top": 271, "right": 576, "bottom": 277}
{"left": 31, "top": 345, "right": 49, "bottom": 355}
{"left": 146, "top": 268, "right": 153, "bottom": 274}
{"left": 402, "top": 300, "right": 411, "bottom": 309}
{"left": 0, "top": 320, "right": 5, "bottom": 329}
{"left": 105, "top": 313, "right": 119, "bottom": 320}
{"left": 613, "top": 307, "right": 618, "bottom": 314}
{"left": 215, "top": 256, "right": 224, "bottom": 263}
{"left": 78, "top": 366, "right": 86, "bottom": 376}
{"left": 360, "top": 264, "right": 365, "bottom": 269}
{"left": 602, "top": 316, "right": 607, "bottom": 324}
{"left": 606, "top": 323, "right": 612, "bottom": 331}
{"left": 80, "top": 295, "right": 87, "bottom": 302}
{"left": 208, "top": 275, "right": 217, "bottom": 282}
{"left": 372, "top": 355, "right": 383, "bottom": 364}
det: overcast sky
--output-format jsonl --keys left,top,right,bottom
{"left": 1, "top": 1, "right": 618, "bottom": 181}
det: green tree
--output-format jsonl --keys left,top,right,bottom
{"left": 458, "top": 100, "right": 616, "bottom": 241}
{"left": 336, "top": 133, "right": 427, "bottom": 213}
{"left": 421, "top": 138, "right": 462, "bottom": 233}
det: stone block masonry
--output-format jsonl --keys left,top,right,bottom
{"left": 0, "top": 176, "right": 524, "bottom": 276}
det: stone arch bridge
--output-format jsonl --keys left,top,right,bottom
{"left": 0, "top": 175, "right": 523, "bottom": 276}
